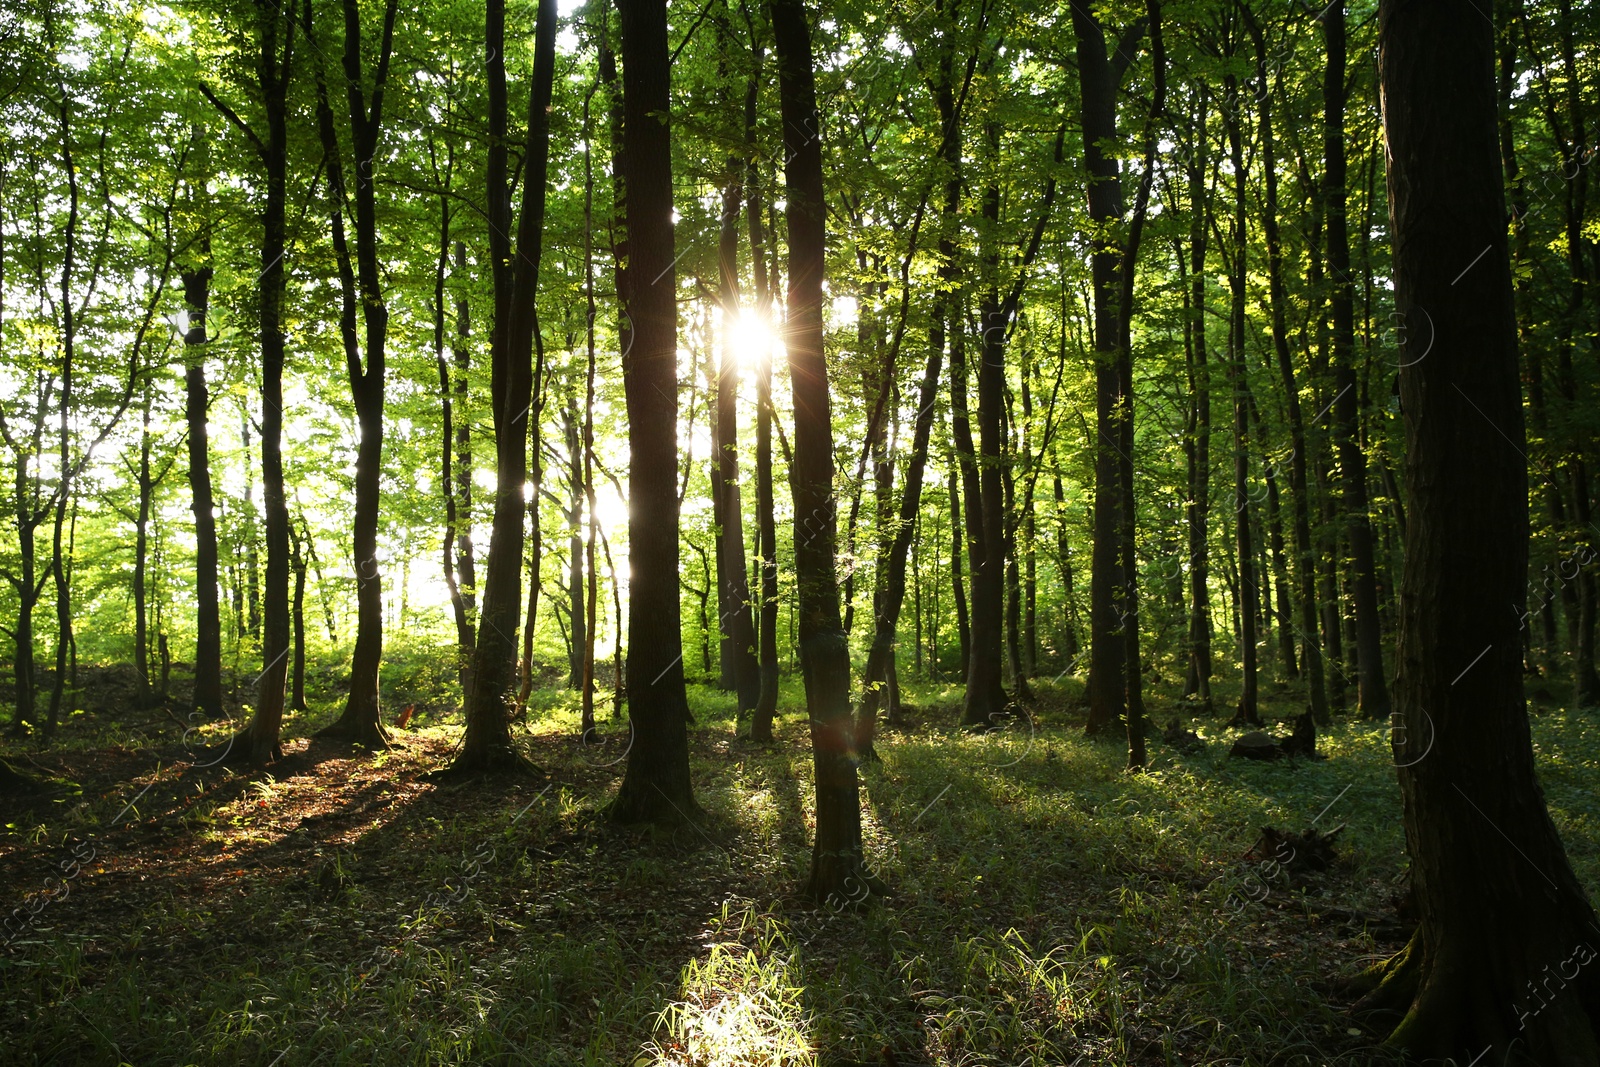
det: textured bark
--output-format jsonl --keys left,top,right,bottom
{"left": 181, "top": 256, "right": 224, "bottom": 720}
{"left": 1072, "top": 1, "right": 1128, "bottom": 737}
{"left": 306, "top": 0, "right": 398, "bottom": 747}
{"left": 449, "top": 0, "right": 555, "bottom": 775}
{"left": 609, "top": 0, "right": 699, "bottom": 823}
{"left": 769, "top": 0, "right": 882, "bottom": 904}
{"left": 225, "top": 0, "right": 295, "bottom": 765}
{"left": 1356, "top": 4, "right": 1600, "bottom": 1057}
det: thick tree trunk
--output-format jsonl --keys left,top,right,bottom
{"left": 1324, "top": 1, "right": 1389, "bottom": 720}
{"left": 609, "top": 0, "right": 699, "bottom": 822}
{"left": 449, "top": 0, "right": 555, "bottom": 775}
{"left": 768, "top": 0, "right": 882, "bottom": 903}
{"left": 1352, "top": 5, "right": 1600, "bottom": 1057}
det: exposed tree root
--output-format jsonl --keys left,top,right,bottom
{"left": 428, "top": 741, "right": 541, "bottom": 780}
{"left": 314, "top": 716, "right": 392, "bottom": 750}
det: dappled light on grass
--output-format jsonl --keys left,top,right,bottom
{"left": 644, "top": 909, "right": 814, "bottom": 1067}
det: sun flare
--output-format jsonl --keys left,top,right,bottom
{"left": 725, "top": 307, "right": 781, "bottom": 367}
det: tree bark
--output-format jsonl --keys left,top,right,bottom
{"left": 716, "top": 160, "right": 761, "bottom": 716}
{"left": 744, "top": 52, "right": 781, "bottom": 741}
{"left": 306, "top": 0, "right": 398, "bottom": 747}
{"left": 608, "top": 0, "right": 699, "bottom": 822}
{"left": 768, "top": 0, "right": 883, "bottom": 903}
{"left": 448, "top": 0, "right": 556, "bottom": 774}
{"left": 1223, "top": 71, "right": 1261, "bottom": 727}
{"left": 1324, "top": 1, "right": 1390, "bottom": 720}
{"left": 181, "top": 253, "right": 224, "bottom": 719}
{"left": 223, "top": 0, "right": 295, "bottom": 764}
{"left": 1072, "top": 1, "right": 1129, "bottom": 737}
{"left": 1352, "top": 4, "right": 1600, "bottom": 1057}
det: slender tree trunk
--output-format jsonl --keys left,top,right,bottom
{"left": 181, "top": 255, "right": 224, "bottom": 719}
{"left": 716, "top": 160, "right": 761, "bottom": 716}
{"left": 1223, "top": 74, "right": 1261, "bottom": 728}
{"left": 134, "top": 387, "right": 154, "bottom": 705}
{"left": 949, "top": 464, "right": 971, "bottom": 675}
{"left": 745, "top": 61, "right": 782, "bottom": 740}
{"left": 437, "top": 207, "right": 475, "bottom": 700}
{"left": 306, "top": 0, "right": 399, "bottom": 747}
{"left": 1250, "top": 24, "right": 1327, "bottom": 721}
{"left": 225, "top": 0, "right": 296, "bottom": 764}
{"left": 1180, "top": 123, "right": 1214, "bottom": 705}
{"left": 769, "top": 0, "right": 882, "bottom": 902}
{"left": 1352, "top": 5, "right": 1600, "bottom": 1055}
{"left": 609, "top": 0, "right": 699, "bottom": 822}
{"left": 1324, "top": 1, "right": 1389, "bottom": 720}
{"left": 564, "top": 397, "right": 586, "bottom": 688}
{"left": 289, "top": 521, "right": 307, "bottom": 712}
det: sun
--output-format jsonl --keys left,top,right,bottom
{"left": 725, "top": 307, "right": 781, "bottom": 367}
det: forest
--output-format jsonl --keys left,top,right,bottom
{"left": 1, "top": 0, "right": 1598, "bottom": 1060}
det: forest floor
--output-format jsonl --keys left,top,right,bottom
{"left": 3, "top": 668, "right": 1599, "bottom": 1066}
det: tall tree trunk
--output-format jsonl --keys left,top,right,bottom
{"left": 716, "top": 160, "right": 761, "bottom": 716}
{"left": 307, "top": 0, "right": 399, "bottom": 747}
{"left": 1223, "top": 71, "right": 1261, "bottom": 727}
{"left": 1180, "top": 105, "right": 1214, "bottom": 706}
{"left": 225, "top": 0, "right": 296, "bottom": 764}
{"left": 1251, "top": 20, "right": 1327, "bottom": 721}
{"left": 1353, "top": 5, "right": 1600, "bottom": 1055}
{"left": 1324, "top": 0, "right": 1389, "bottom": 720}
{"left": 769, "top": 0, "right": 882, "bottom": 902}
{"left": 609, "top": 0, "right": 699, "bottom": 822}
{"left": 437, "top": 207, "right": 475, "bottom": 700}
{"left": 449, "top": 0, "right": 556, "bottom": 774}
{"left": 960, "top": 125, "right": 1011, "bottom": 729}
{"left": 181, "top": 254, "right": 224, "bottom": 719}
{"left": 745, "top": 51, "right": 781, "bottom": 740}
{"left": 1072, "top": 1, "right": 1129, "bottom": 736}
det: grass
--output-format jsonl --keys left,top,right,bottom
{"left": 2, "top": 664, "right": 1598, "bottom": 1066}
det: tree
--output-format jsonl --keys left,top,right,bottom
{"left": 608, "top": 0, "right": 699, "bottom": 824}
{"left": 448, "top": 0, "right": 556, "bottom": 775}
{"left": 211, "top": 0, "right": 298, "bottom": 764}
{"left": 1322, "top": 0, "right": 1389, "bottom": 720}
{"left": 1350, "top": 2, "right": 1600, "bottom": 1056}
{"left": 768, "top": 0, "right": 882, "bottom": 904}
{"left": 305, "top": 0, "right": 400, "bottom": 748}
